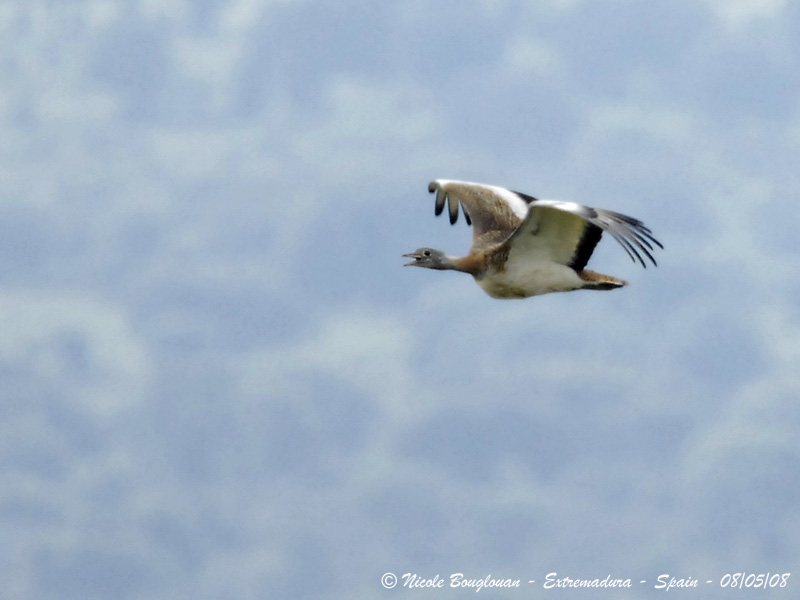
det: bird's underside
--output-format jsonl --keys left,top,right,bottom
{"left": 404, "top": 179, "right": 663, "bottom": 299}
{"left": 465, "top": 248, "right": 627, "bottom": 299}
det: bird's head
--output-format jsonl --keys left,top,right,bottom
{"left": 403, "top": 248, "right": 452, "bottom": 270}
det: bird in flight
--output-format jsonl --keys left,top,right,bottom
{"left": 404, "top": 180, "right": 662, "bottom": 299}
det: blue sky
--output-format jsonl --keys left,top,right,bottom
{"left": 2, "top": 1, "right": 800, "bottom": 598}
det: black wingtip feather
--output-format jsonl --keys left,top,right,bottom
{"left": 433, "top": 187, "right": 445, "bottom": 216}
{"left": 448, "top": 194, "right": 459, "bottom": 224}
{"left": 594, "top": 208, "right": 662, "bottom": 268}
{"left": 607, "top": 229, "right": 643, "bottom": 267}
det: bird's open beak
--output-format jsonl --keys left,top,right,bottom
{"left": 403, "top": 252, "right": 420, "bottom": 267}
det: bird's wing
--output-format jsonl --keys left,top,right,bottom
{"left": 429, "top": 180, "right": 532, "bottom": 250}
{"left": 505, "top": 196, "right": 663, "bottom": 269}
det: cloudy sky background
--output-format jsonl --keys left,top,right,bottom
{"left": 2, "top": 0, "right": 800, "bottom": 598}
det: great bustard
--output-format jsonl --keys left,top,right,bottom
{"left": 404, "top": 180, "right": 662, "bottom": 299}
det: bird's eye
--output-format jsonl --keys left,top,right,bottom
{"left": 423, "top": 250, "right": 431, "bottom": 257}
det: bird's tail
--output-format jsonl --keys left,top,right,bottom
{"left": 578, "top": 270, "right": 628, "bottom": 291}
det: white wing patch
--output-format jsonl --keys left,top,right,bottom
{"left": 484, "top": 184, "right": 529, "bottom": 219}
{"left": 535, "top": 199, "right": 584, "bottom": 214}
{"left": 518, "top": 199, "right": 663, "bottom": 267}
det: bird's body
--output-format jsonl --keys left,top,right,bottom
{"left": 475, "top": 256, "right": 584, "bottom": 299}
{"left": 404, "top": 180, "right": 662, "bottom": 299}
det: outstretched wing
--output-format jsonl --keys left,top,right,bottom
{"left": 429, "top": 180, "right": 533, "bottom": 250}
{"left": 506, "top": 195, "right": 663, "bottom": 269}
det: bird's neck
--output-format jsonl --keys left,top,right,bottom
{"left": 450, "top": 254, "right": 483, "bottom": 276}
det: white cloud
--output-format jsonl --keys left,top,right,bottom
{"left": 172, "top": 35, "right": 244, "bottom": 89}
{"left": 581, "top": 103, "right": 696, "bottom": 147}
{"left": 299, "top": 76, "right": 441, "bottom": 145}
{"left": 753, "top": 300, "right": 800, "bottom": 366}
{"left": 167, "top": 0, "right": 307, "bottom": 110}
{"left": 705, "top": 0, "right": 788, "bottom": 31}
{"left": 290, "top": 76, "right": 445, "bottom": 191}
{"left": 501, "top": 36, "right": 564, "bottom": 79}
{"left": 0, "top": 291, "right": 152, "bottom": 417}
{"left": 237, "top": 308, "right": 428, "bottom": 418}
{"left": 138, "top": 0, "right": 189, "bottom": 22}
{"left": 85, "top": 0, "right": 124, "bottom": 29}
{"left": 146, "top": 127, "right": 259, "bottom": 181}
